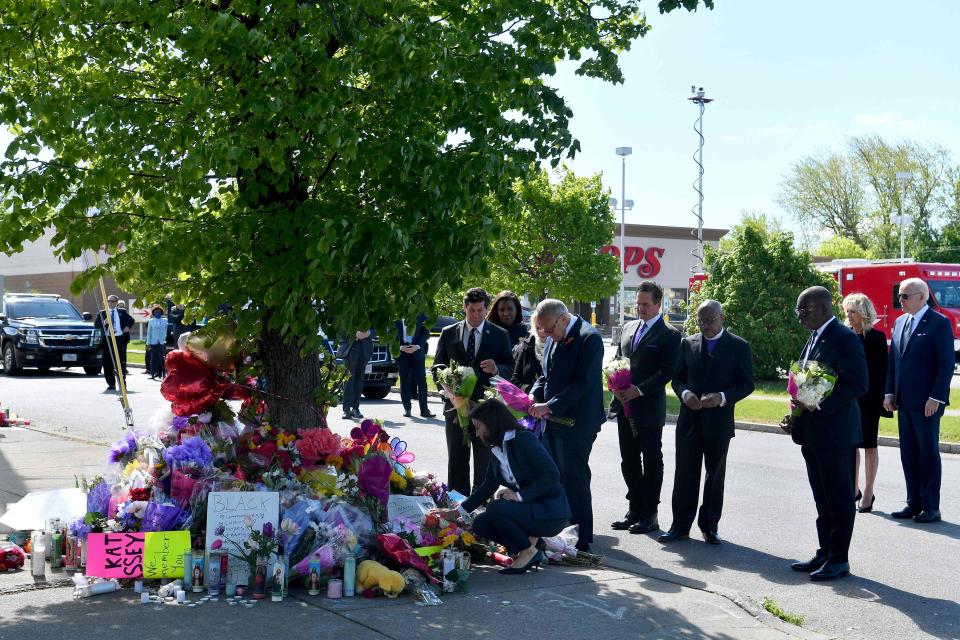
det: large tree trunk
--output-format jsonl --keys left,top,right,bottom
{"left": 259, "top": 323, "right": 324, "bottom": 432}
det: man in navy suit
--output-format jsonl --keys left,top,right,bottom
{"left": 396, "top": 313, "right": 435, "bottom": 418}
{"left": 788, "top": 286, "right": 868, "bottom": 581}
{"left": 610, "top": 280, "right": 682, "bottom": 535}
{"left": 884, "top": 277, "right": 954, "bottom": 524}
{"left": 433, "top": 287, "right": 515, "bottom": 495}
{"left": 337, "top": 327, "right": 375, "bottom": 420}
{"left": 530, "top": 299, "right": 606, "bottom": 551}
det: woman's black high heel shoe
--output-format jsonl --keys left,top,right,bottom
{"left": 858, "top": 495, "right": 876, "bottom": 513}
{"left": 500, "top": 549, "right": 544, "bottom": 575}
{"left": 855, "top": 490, "right": 862, "bottom": 503}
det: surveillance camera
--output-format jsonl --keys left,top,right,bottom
{"left": 690, "top": 85, "right": 696, "bottom": 94}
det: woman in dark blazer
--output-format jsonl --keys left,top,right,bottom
{"left": 843, "top": 293, "right": 891, "bottom": 513}
{"left": 510, "top": 312, "right": 544, "bottom": 393}
{"left": 433, "top": 399, "right": 570, "bottom": 574}
{"left": 487, "top": 290, "right": 529, "bottom": 348}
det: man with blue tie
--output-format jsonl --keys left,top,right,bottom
{"left": 610, "top": 281, "right": 681, "bottom": 535}
{"left": 396, "top": 313, "right": 435, "bottom": 418}
{"left": 529, "top": 299, "right": 605, "bottom": 552}
{"left": 884, "top": 278, "right": 953, "bottom": 524}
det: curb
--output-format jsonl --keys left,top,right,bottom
{"left": 600, "top": 556, "right": 832, "bottom": 640}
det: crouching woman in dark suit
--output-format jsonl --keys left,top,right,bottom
{"left": 432, "top": 400, "right": 571, "bottom": 574}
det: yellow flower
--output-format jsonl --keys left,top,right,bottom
{"left": 442, "top": 534, "right": 458, "bottom": 548}
{"left": 462, "top": 532, "right": 476, "bottom": 546}
{"left": 122, "top": 460, "right": 141, "bottom": 479}
{"left": 404, "top": 467, "right": 415, "bottom": 479}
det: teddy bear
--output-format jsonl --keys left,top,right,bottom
{"left": 356, "top": 559, "right": 406, "bottom": 597}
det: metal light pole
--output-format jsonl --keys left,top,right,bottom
{"left": 896, "top": 171, "right": 914, "bottom": 261}
{"left": 688, "top": 86, "right": 713, "bottom": 272}
{"left": 615, "top": 147, "right": 632, "bottom": 329}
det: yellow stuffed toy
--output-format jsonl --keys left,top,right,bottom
{"left": 356, "top": 560, "right": 406, "bottom": 598}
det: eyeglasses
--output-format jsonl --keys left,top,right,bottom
{"left": 794, "top": 306, "right": 815, "bottom": 317}
{"left": 697, "top": 315, "right": 721, "bottom": 326}
{"left": 898, "top": 292, "right": 918, "bottom": 301}
{"left": 541, "top": 319, "right": 559, "bottom": 334}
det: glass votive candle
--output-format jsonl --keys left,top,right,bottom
{"left": 176, "top": 590, "right": 186, "bottom": 604}
{"left": 326, "top": 578, "right": 343, "bottom": 599}
{"left": 225, "top": 582, "right": 236, "bottom": 597}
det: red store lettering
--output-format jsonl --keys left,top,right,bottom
{"left": 600, "top": 245, "right": 665, "bottom": 278}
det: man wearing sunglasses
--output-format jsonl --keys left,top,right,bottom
{"left": 884, "top": 278, "right": 953, "bottom": 524}
{"left": 789, "top": 286, "right": 867, "bottom": 581}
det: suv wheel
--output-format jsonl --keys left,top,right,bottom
{"left": 83, "top": 366, "right": 102, "bottom": 376}
{"left": 362, "top": 385, "right": 391, "bottom": 400}
{"left": 2, "top": 342, "right": 21, "bottom": 375}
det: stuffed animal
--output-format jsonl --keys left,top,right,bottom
{"left": 356, "top": 560, "right": 406, "bottom": 597}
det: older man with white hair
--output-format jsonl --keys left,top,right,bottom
{"left": 884, "top": 277, "right": 954, "bottom": 523}
{"left": 529, "top": 299, "right": 605, "bottom": 552}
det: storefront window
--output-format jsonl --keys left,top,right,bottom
{"left": 664, "top": 288, "right": 689, "bottom": 324}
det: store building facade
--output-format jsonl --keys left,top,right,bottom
{"left": 574, "top": 223, "right": 727, "bottom": 332}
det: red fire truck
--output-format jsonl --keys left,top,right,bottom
{"left": 816, "top": 259, "right": 960, "bottom": 354}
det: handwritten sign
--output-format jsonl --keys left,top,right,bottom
{"left": 143, "top": 531, "right": 190, "bottom": 579}
{"left": 86, "top": 532, "right": 144, "bottom": 578}
{"left": 387, "top": 495, "right": 436, "bottom": 523}
{"left": 205, "top": 492, "right": 279, "bottom": 585}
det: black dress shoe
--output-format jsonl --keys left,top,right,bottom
{"left": 791, "top": 554, "right": 827, "bottom": 572}
{"left": 914, "top": 510, "right": 941, "bottom": 523}
{"left": 402, "top": 409, "right": 412, "bottom": 417}
{"left": 629, "top": 517, "right": 660, "bottom": 534}
{"left": 891, "top": 506, "right": 921, "bottom": 519}
{"left": 810, "top": 562, "right": 850, "bottom": 581}
{"left": 857, "top": 495, "right": 876, "bottom": 513}
{"left": 420, "top": 411, "right": 436, "bottom": 418}
{"left": 611, "top": 512, "right": 641, "bottom": 530}
{"left": 702, "top": 531, "right": 722, "bottom": 545}
{"left": 657, "top": 529, "right": 689, "bottom": 543}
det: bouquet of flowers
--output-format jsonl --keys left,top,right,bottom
{"left": 779, "top": 360, "right": 838, "bottom": 433}
{"left": 433, "top": 363, "right": 478, "bottom": 444}
{"left": 603, "top": 358, "right": 637, "bottom": 434}
{"left": 484, "top": 375, "right": 573, "bottom": 437}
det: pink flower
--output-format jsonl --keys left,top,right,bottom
{"left": 295, "top": 428, "right": 342, "bottom": 465}
{"left": 211, "top": 539, "right": 223, "bottom": 550}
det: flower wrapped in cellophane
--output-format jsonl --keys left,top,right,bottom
{"left": 603, "top": 357, "right": 637, "bottom": 434}
{"left": 433, "top": 363, "right": 478, "bottom": 443}
{"left": 780, "top": 360, "right": 838, "bottom": 433}
{"left": 484, "top": 375, "right": 573, "bottom": 438}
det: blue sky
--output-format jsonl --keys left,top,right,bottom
{"left": 551, "top": 0, "right": 960, "bottom": 236}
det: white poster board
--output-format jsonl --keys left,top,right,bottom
{"left": 205, "top": 492, "right": 279, "bottom": 586}
{"left": 387, "top": 494, "right": 436, "bottom": 523}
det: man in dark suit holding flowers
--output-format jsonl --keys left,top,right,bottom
{"left": 433, "top": 287, "right": 515, "bottom": 495}
{"left": 788, "top": 286, "right": 867, "bottom": 581}
{"left": 529, "top": 299, "right": 605, "bottom": 552}
{"left": 610, "top": 280, "right": 681, "bottom": 535}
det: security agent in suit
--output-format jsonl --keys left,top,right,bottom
{"left": 884, "top": 278, "right": 954, "bottom": 524}
{"left": 396, "top": 313, "right": 435, "bottom": 418}
{"left": 661, "top": 300, "right": 754, "bottom": 545}
{"left": 337, "top": 328, "right": 375, "bottom": 420}
{"left": 433, "top": 287, "right": 515, "bottom": 496}
{"left": 788, "top": 286, "right": 868, "bottom": 581}
{"left": 94, "top": 295, "right": 135, "bottom": 391}
{"left": 529, "top": 299, "right": 606, "bottom": 552}
{"left": 610, "top": 281, "right": 682, "bottom": 535}
{"left": 433, "top": 400, "right": 571, "bottom": 574}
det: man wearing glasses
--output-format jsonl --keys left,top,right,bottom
{"left": 659, "top": 300, "right": 754, "bottom": 546}
{"left": 788, "top": 286, "right": 867, "bottom": 581}
{"left": 884, "top": 278, "right": 953, "bottom": 524}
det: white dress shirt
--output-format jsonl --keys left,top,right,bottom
{"left": 462, "top": 320, "right": 485, "bottom": 354}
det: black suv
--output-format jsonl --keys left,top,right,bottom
{"left": 0, "top": 293, "right": 103, "bottom": 375}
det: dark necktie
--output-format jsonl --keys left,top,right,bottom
{"left": 900, "top": 316, "right": 914, "bottom": 355}
{"left": 467, "top": 327, "right": 477, "bottom": 361}
{"left": 802, "top": 330, "right": 816, "bottom": 364}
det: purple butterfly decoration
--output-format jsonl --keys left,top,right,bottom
{"left": 389, "top": 436, "right": 415, "bottom": 465}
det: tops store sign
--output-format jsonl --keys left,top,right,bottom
{"left": 600, "top": 245, "right": 665, "bottom": 279}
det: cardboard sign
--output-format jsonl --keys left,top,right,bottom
{"left": 143, "top": 530, "right": 191, "bottom": 579}
{"left": 205, "top": 492, "right": 279, "bottom": 585}
{"left": 86, "top": 532, "right": 144, "bottom": 578}
{"left": 387, "top": 494, "right": 436, "bottom": 523}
